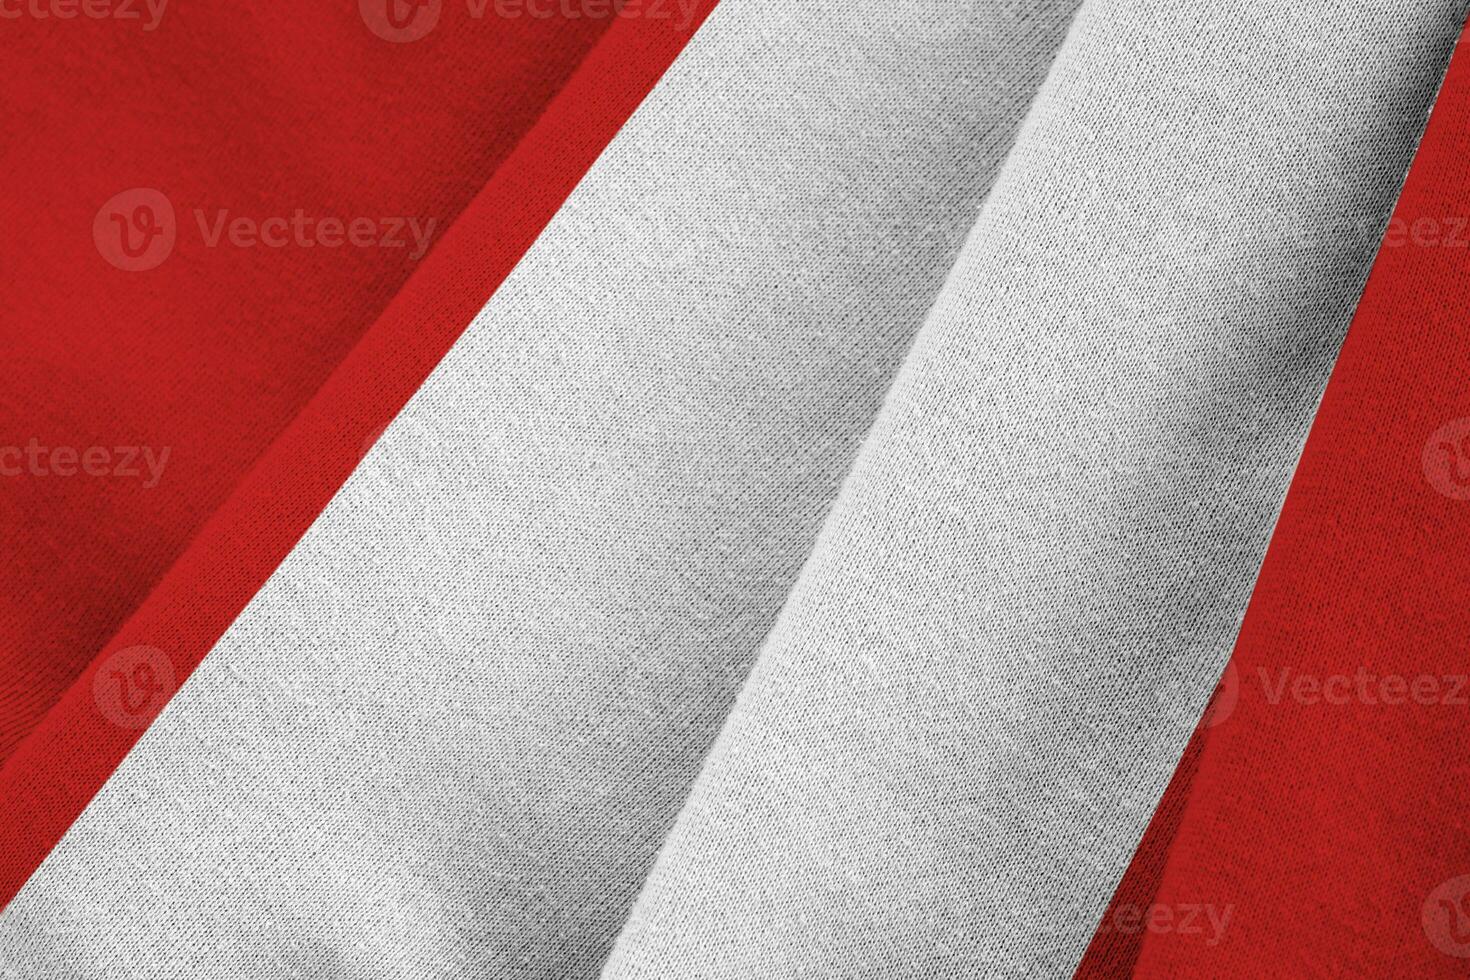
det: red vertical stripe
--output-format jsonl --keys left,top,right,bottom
{"left": 0, "top": 2, "right": 611, "bottom": 766}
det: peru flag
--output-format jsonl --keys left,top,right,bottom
{"left": 1, "top": 0, "right": 1469, "bottom": 976}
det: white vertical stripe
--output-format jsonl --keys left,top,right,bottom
{"left": 601, "top": 2, "right": 1463, "bottom": 977}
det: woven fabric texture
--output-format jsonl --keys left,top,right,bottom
{"left": 0, "top": 1, "right": 1462, "bottom": 978}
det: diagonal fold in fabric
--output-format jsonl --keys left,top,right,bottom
{"left": 0, "top": 1, "right": 1085, "bottom": 976}
{"left": 1125, "top": 24, "right": 1470, "bottom": 978}
{"left": 0, "top": 0, "right": 618, "bottom": 767}
{"left": 4, "top": 2, "right": 1461, "bottom": 977}
{"left": 600, "top": 2, "right": 1465, "bottom": 977}
{"left": 0, "top": 0, "right": 716, "bottom": 934}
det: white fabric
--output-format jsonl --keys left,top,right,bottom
{"left": 0, "top": 2, "right": 1082, "bottom": 978}
{"left": 602, "top": 3, "right": 1464, "bottom": 976}
{"left": 0, "top": 1, "right": 1460, "bottom": 978}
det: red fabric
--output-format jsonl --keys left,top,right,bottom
{"left": 0, "top": 3, "right": 714, "bottom": 908}
{"left": 1082, "top": 29, "right": 1470, "bottom": 978}
{"left": 1074, "top": 725, "right": 1209, "bottom": 977}
{"left": 0, "top": 2, "right": 611, "bottom": 761}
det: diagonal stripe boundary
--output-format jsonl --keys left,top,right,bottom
{"left": 0, "top": 0, "right": 718, "bottom": 912}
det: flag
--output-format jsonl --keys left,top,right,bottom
{"left": 0, "top": 1, "right": 1467, "bottom": 976}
